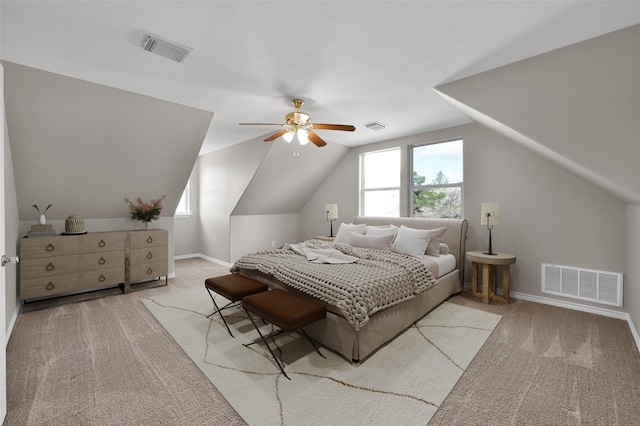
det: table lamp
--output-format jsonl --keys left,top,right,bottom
{"left": 481, "top": 203, "right": 499, "bottom": 255}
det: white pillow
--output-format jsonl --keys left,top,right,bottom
{"left": 334, "top": 223, "right": 367, "bottom": 243}
{"left": 365, "top": 224, "right": 399, "bottom": 238}
{"left": 346, "top": 232, "right": 394, "bottom": 250}
{"left": 391, "top": 225, "right": 438, "bottom": 258}
{"left": 439, "top": 243, "right": 450, "bottom": 255}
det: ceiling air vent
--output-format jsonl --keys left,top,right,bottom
{"left": 142, "top": 32, "right": 192, "bottom": 63}
{"left": 364, "top": 122, "right": 388, "bottom": 131}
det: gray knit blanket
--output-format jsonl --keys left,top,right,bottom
{"left": 230, "top": 240, "right": 436, "bottom": 330}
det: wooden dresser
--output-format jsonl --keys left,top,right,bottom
{"left": 127, "top": 229, "right": 168, "bottom": 292}
{"left": 19, "top": 229, "right": 168, "bottom": 301}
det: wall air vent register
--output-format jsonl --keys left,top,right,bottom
{"left": 542, "top": 263, "right": 622, "bottom": 307}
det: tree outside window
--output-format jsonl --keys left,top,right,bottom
{"left": 411, "top": 139, "right": 463, "bottom": 219}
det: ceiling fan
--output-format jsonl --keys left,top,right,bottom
{"left": 239, "top": 99, "right": 356, "bottom": 148}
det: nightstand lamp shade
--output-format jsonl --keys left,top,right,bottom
{"left": 325, "top": 204, "right": 338, "bottom": 237}
{"left": 481, "top": 203, "right": 499, "bottom": 255}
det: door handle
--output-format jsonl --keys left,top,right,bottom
{"left": 1, "top": 255, "right": 19, "bottom": 267}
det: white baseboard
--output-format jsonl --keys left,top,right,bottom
{"left": 174, "top": 253, "right": 232, "bottom": 268}
{"left": 511, "top": 291, "right": 640, "bottom": 353}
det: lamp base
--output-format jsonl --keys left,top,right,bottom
{"left": 483, "top": 252, "right": 498, "bottom": 256}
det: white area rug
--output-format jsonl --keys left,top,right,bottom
{"left": 143, "top": 288, "right": 501, "bottom": 426}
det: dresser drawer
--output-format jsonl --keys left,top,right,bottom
{"left": 20, "top": 236, "right": 77, "bottom": 259}
{"left": 130, "top": 246, "right": 168, "bottom": 266}
{"left": 20, "top": 273, "right": 77, "bottom": 300}
{"left": 130, "top": 230, "right": 168, "bottom": 249}
{"left": 20, "top": 255, "right": 78, "bottom": 280}
{"left": 78, "top": 232, "right": 125, "bottom": 253}
{"left": 78, "top": 267, "right": 125, "bottom": 289}
{"left": 78, "top": 251, "right": 125, "bottom": 272}
{"left": 130, "top": 261, "right": 168, "bottom": 282}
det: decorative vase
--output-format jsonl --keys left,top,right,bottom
{"left": 144, "top": 221, "right": 150, "bottom": 230}
{"left": 38, "top": 214, "right": 46, "bottom": 225}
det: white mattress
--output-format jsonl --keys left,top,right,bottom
{"left": 422, "top": 253, "right": 456, "bottom": 277}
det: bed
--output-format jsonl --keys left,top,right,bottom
{"left": 232, "top": 216, "right": 468, "bottom": 362}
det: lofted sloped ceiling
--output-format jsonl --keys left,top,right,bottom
{"left": 233, "top": 138, "right": 349, "bottom": 216}
{"left": 435, "top": 24, "right": 640, "bottom": 204}
{"left": 4, "top": 62, "right": 213, "bottom": 220}
{"left": 3, "top": 2, "right": 640, "bottom": 156}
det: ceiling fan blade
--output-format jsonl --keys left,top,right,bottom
{"left": 312, "top": 123, "right": 356, "bottom": 132}
{"left": 239, "top": 123, "right": 284, "bottom": 126}
{"left": 306, "top": 130, "right": 327, "bottom": 147}
{"left": 264, "top": 129, "right": 290, "bottom": 142}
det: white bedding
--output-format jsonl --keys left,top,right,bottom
{"left": 422, "top": 253, "right": 456, "bottom": 277}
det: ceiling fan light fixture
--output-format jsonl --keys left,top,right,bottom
{"left": 282, "top": 130, "right": 294, "bottom": 143}
{"left": 297, "top": 129, "right": 310, "bottom": 145}
{"left": 364, "top": 121, "right": 389, "bottom": 131}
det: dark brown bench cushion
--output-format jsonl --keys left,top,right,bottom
{"left": 242, "top": 289, "right": 326, "bottom": 332}
{"left": 205, "top": 274, "right": 268, "bottom": 302}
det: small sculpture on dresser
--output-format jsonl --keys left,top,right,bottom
{"left": 32, "top": 203, "right": 52, "bottom": 225}
{"left": 124, "top": 195, "right": 165, "bottom": 229}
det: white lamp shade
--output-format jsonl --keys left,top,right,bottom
{"left": 282, "top": 130, "right": 294, "bottom": 143}
{"left": 326, "top": 204, "right": 338, "bottom": 220}
{"left": 481, "top": 203, "right": 500, "bottom": 226}
{"left": 297, "top": 129, "right": 310, "bottom": 145}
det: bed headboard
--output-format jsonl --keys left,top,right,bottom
{"left": 353, "top": 216, "right": 468, "bottom": 282}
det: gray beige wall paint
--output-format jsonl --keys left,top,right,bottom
{"left": 3, "top": 61, "right": 212, "bottom": 221}
{"left": 627, "top": 207, "right": 640, "bottom": 335}
{"left": 173, "top": 164, "right": 201, "bottom": 257}
{"left": 229, "top": 214, "right": 301, "bottom": 263}
{"left": 435, "top": 24, "right": 640, "bottom": 205}
{"left": 197, "top": 138, "right": 271, "bottom": 263}
{"left": 301, "top": 122, "right": 628, "bottom": 311}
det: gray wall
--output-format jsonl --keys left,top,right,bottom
{"left": 197, "top": 138, "right": 271, "bottom": 263}
{"left": 627, "top": 207, "right": 640, "bottom": 336}
{"left": 3, "top": 62, "right": 212, "bottom": 222}
{"left": 173, "top": 164, "right": 201, "bottom": 257}
{"left": 301, "top": 122, "right": 628, "bottom": 312}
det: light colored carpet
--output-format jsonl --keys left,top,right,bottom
{"left": 143, "top": 288, "right": 502, "bottom": 425}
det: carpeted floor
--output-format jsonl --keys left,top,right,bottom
{"left": 6, "top": 257, "right": 640, "bottom": 425}
{"left": 142, "top": 289, "right": 501, "bottom": 425}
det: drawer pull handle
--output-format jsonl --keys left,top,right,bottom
{"left": 45, "top": 282, "right": 55, "bottom": 290}
{"left": 146, "top": 267, "right": 153, "bottom": 275}
{"left": 98, "top": 257, "right": 106, "bottom": 265}
{"left": 98, "top": 240, "right": 106, "bottom": 248}
{"left": 45, "top": 263, "right": 55, "bottom": 272}
{"left": 46, "top": 243, "right": 55, "bottom": 252}
{"left": 98, "top": 274, "right": 106, "bottom": 282}
{"left": 147, "top": 236, "right": 153, "bottom": 244}
{"left": 146, "top": 252, "right": 153, "bottom": 259}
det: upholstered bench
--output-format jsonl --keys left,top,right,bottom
{"left": 204, "top": 274, "right": 268, "bottom": 337}
{"left": 242, "top": 289, "right": 327, "bottom": 379}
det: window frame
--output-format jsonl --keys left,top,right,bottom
{"left": 359, "top": 147, "right": 401, "bottom": 217}
{"left": 409, "top": 138, "right": 464, "bottom": 219}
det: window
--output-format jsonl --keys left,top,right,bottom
{"left": 411, "top": 139, "right": 463, "bottom": 219}
{"left": 360, "top": 148, "right": 400, "bottom": 217}
{"left": 174, "top": 181, "right": 191, "bottom": 217}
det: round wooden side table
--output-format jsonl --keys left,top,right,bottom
{"left": 466, "top": 250, "right": 516, "bottom": 304}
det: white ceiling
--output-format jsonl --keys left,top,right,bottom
{"left": 2, "top": 1, "right": 640, "bottom": 156}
